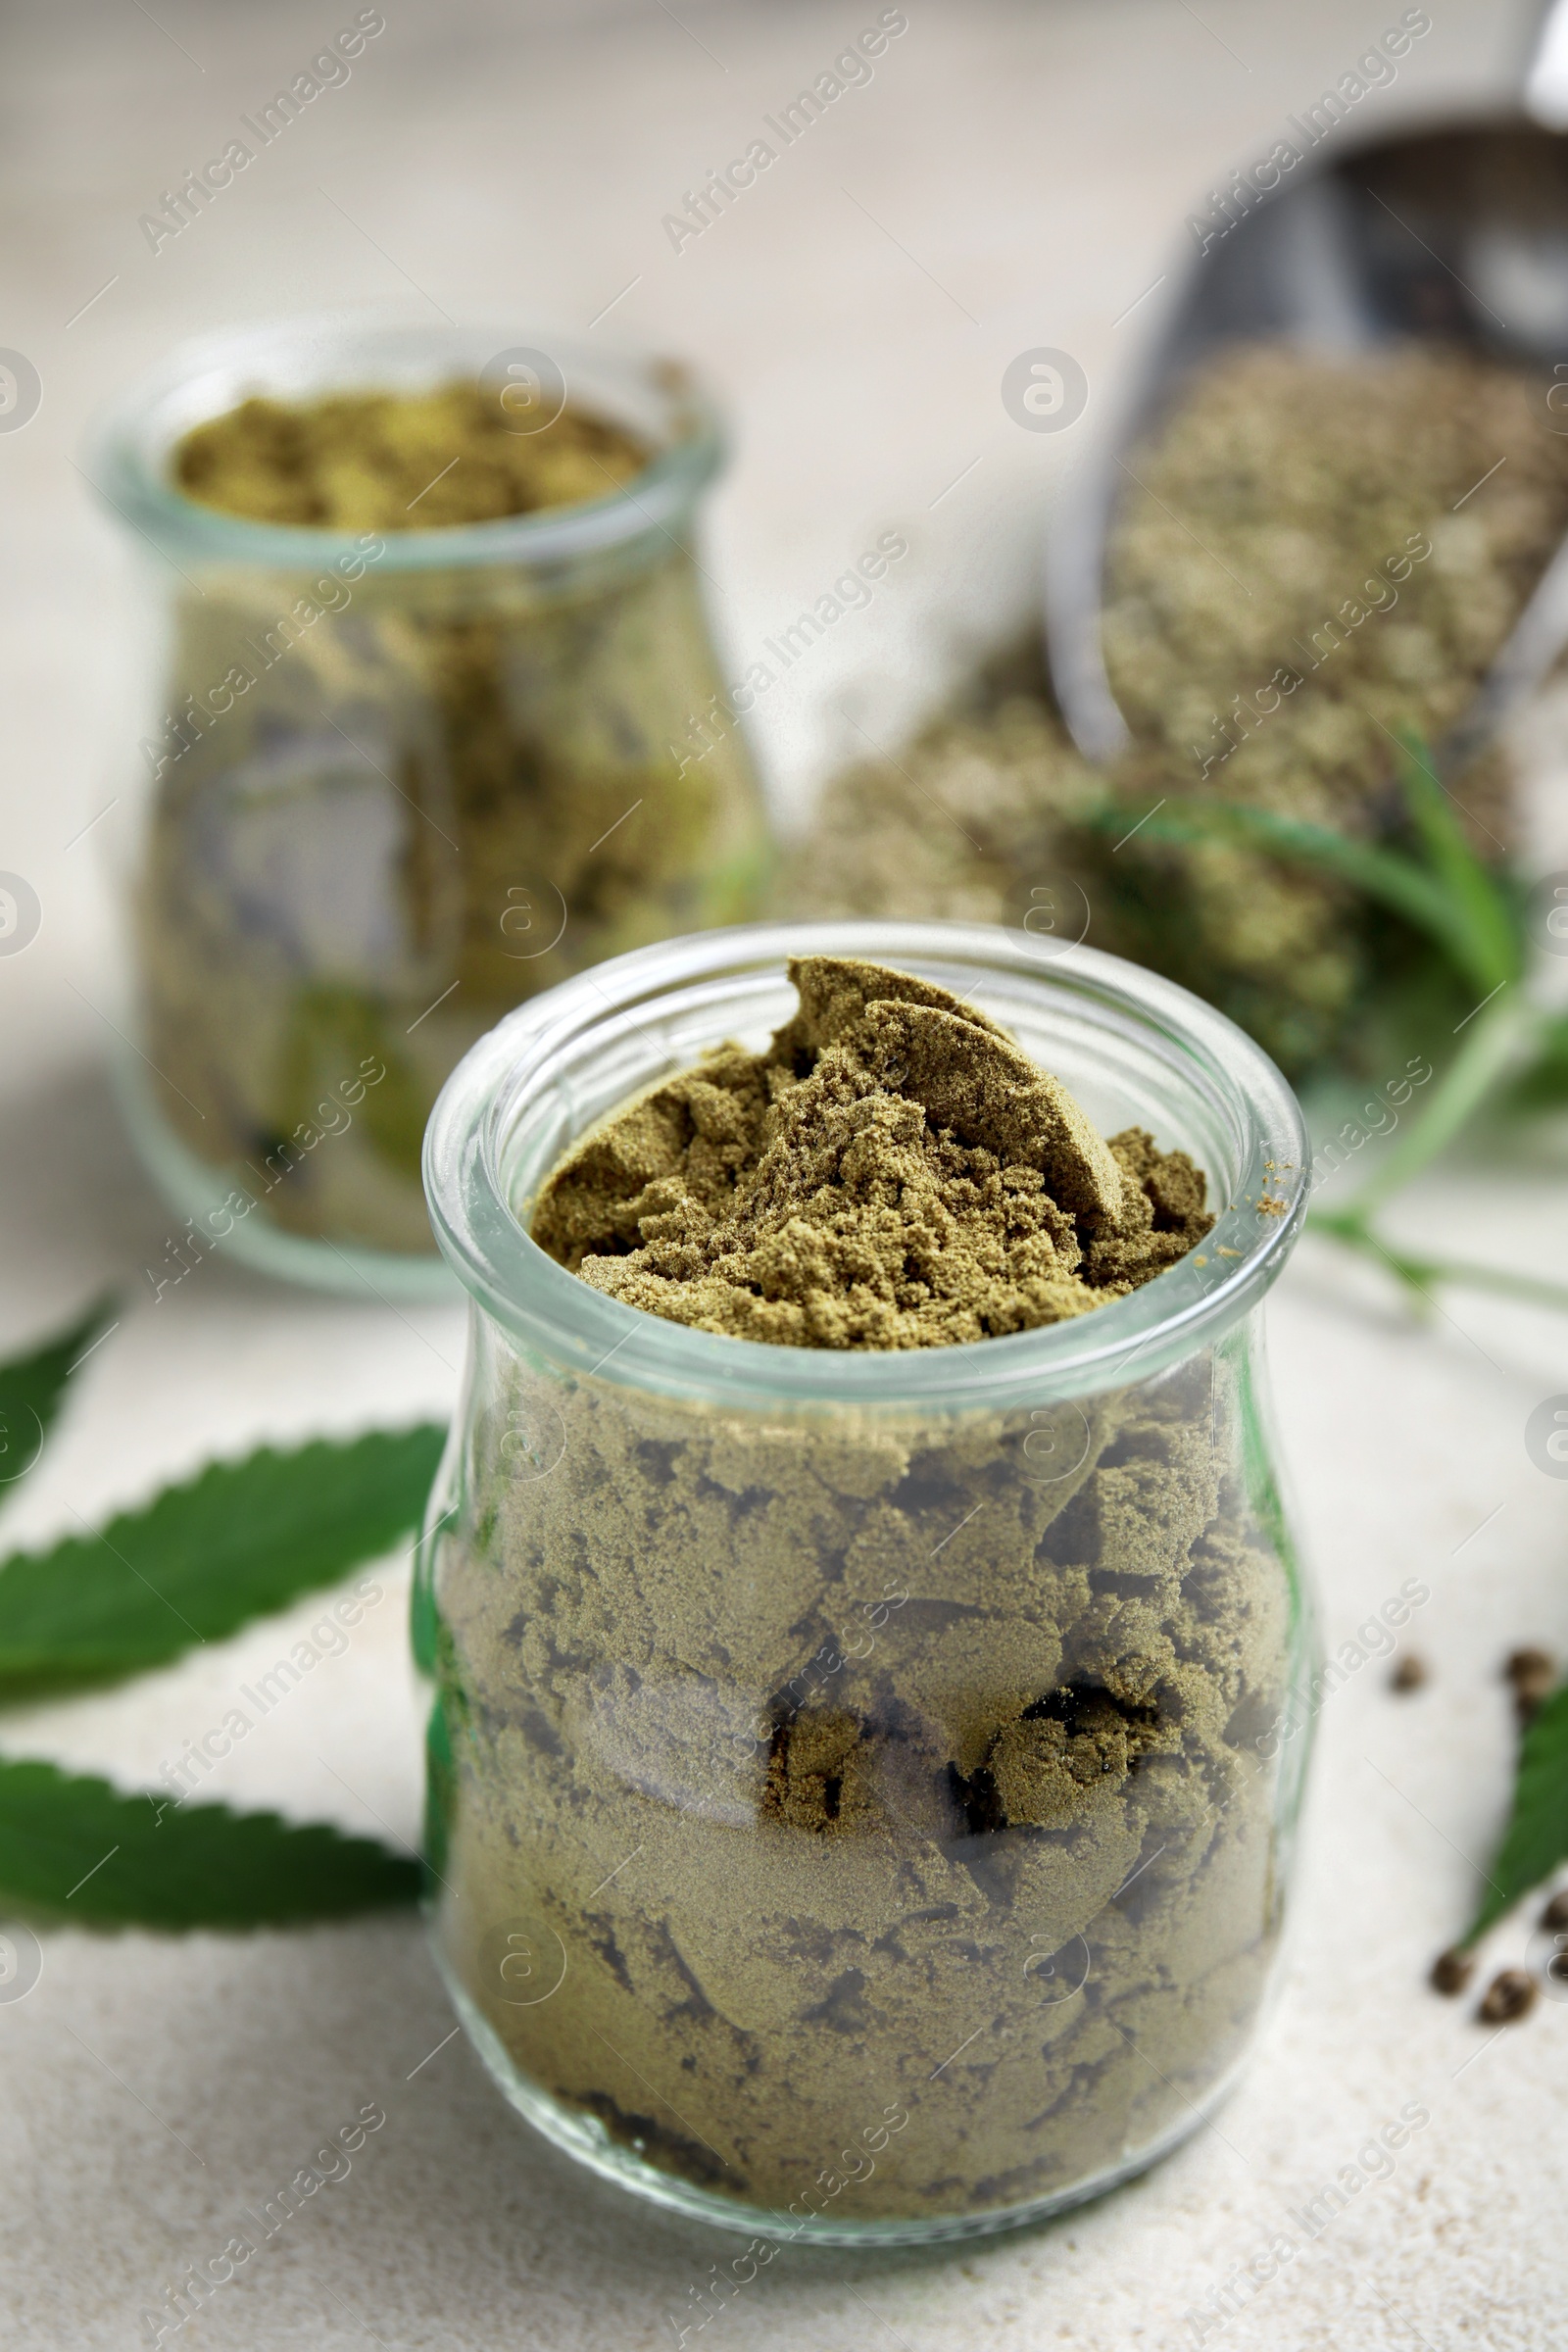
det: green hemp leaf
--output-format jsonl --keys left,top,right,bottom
{"left": 0, "top": 1756, "right": 418, "bottom": 1926}
{"left": 1091, "top": 727, "right": 1520, "bottom": 1001}
{"left": 1504, "top": 1011, "right": 1568, "bottom": 1112}
{"left": 1098, "top": 732, "right": 1568, "bottom": 1318}
{"left": 0, "top": 1424, "right": 446, "bottom": 1697}
{"left": 0, "top": 1323, "right": 442, "bottom": 1928}
{"left": 0, "top": 1294, "right": 118, "bottom": 1496}
{"left": 1466, "top": 1684, "right": 1568, "bottom": 1944}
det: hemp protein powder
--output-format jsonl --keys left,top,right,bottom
{"left": 533, "top": 956, "right": 1216, "bottom": 1344}
{"left": 799, "top": 342, "right": 1565, "bottom": 1077}
{"left": 427, "top": 958, "right": 1302, "bottom": 2222}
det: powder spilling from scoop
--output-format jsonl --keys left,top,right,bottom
{"left": 533, "top": 955, "right": 1214, "bottom": 1347}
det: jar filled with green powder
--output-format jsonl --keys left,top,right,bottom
{"left": 416, "top": 918, "right": 1315, "bottom": 2244}
{"left": 88, "top": 320, "right": 768, "bottom": 1292}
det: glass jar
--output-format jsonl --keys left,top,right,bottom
{"left": 88, "top": 319, "right": 768, "bottom": 1297}
{"left": 416, "top": 918, "right": 1314, "bottom": 2244}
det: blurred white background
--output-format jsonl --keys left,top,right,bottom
{"left": 1, "top": 0, "right": 1542, "bottom": 1085}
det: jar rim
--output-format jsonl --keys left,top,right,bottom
{"left": 82, "top": 313, "right": 724, "bottom": 573}
{"left": 422, "top": 920, "right": 1310, "bottom": 1411}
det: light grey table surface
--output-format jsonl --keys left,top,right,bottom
{"left": 1, "top": 2, "right": 1565, "bottom": 2344}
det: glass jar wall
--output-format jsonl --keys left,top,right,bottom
{"left": 417, "top": 920, "right": 1314, "bottom": 2243}
{"left": 88, "top": 319, "right": 767, "bottom": 1294}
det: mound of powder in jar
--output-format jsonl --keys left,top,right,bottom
{"left": 531, "top": 956, "right": 1214, "bottom": 1347}
{"left": 172, "top": 379, "right": 648, "bottom": 531}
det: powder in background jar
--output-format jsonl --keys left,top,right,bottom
{"left": 134, "top": 377, "right": 764, "bottom": 1254}
{"left": 173, "top": 380, "right": 648, "bottom": 531}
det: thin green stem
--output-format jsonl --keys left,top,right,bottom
{"left": 1092, "top": 800, "right": 1491, "bottom": 986}
{"left": 1336, "top": 996, "right": 1537, "bottom": 1220}
{"left": 1307, "top": 1217, "right": 1568, "bottom": 1318}
{"left": 1390, "top": 727, "right": 1524, "bottom": 996}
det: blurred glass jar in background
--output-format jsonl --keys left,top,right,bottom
{"left": 88, "top": 319, "right": 767, "bottom": 1294}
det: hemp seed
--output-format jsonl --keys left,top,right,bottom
{"left": 1477, "top": 1968, "right": 1538, "bottom": 2025}
{"left": 1430, "top": 1947, "right": 1474, "bottom": 1997}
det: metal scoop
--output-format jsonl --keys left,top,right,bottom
{"left": 1044, "top": 0, "right": 1568, "bottom": 773}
